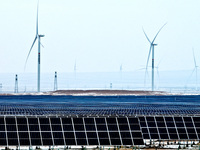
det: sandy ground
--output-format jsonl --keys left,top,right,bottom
{"left": 48, "top": 90, "right": 168, "bottom": 96}
{"left": 0, "top": 90, "right": 178, "bottom": 96}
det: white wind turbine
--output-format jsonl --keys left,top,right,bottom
{"left": 186, "top": 48, "right": 199, "bottom": 91}
{"left": 154, "top": 59, "right": 162, "bottom": 90}
{"left": 191, "top": 48, "right": 198, "bottom": 90}
{"left": 143, "top": 23, "right": 167, "bottom": 91}
{"left": 25, "top": 2, "right": 44, "bottom": 92}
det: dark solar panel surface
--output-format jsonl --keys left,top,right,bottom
{"left": 0, "top": 116, "right": 144, "bottom": 146}
{"left": 139, "top": 116, "right": 200, "bottom": 140}
{"left": 0, "top": 95, "right": 199, "bottom": 146}
{"left": 0, "top": 116, "right": 199, "bottom": 146}
{"left": 0, "top": 95, "right": 199, "bottom": 115}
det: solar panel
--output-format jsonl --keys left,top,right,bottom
{"left": 139, "top": 116, "right": 200, "bottom": 141}
{"left": 1, "top": 94, "right": 200, "bottom": 146}
{"left": 1, "top": 95, "right": 200, "bottom": 116}
{"left": 3, "top": 115, "right": 144, "bottom": 146}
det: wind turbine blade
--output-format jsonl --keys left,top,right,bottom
{"left": 144, "top": 45, "right": 152, "bottom": 85}
{"left": 142, "top": 28, "right": 151, "bottom": 43}
{"left": 145, "top": 45, "right": 152, "bottom": 71}
{"left": 24, "top": 36, "right": 37, "bottom": 69}
{"left": 192, "top": 48, "right": 197, "bottom": 67}
{"left": 157, "top": 67, "right": 160, "bottom": 81}
{"left": 39, "top": 41, "right": 44, "bottom": 48}
{"left": 144, "top": 69, "right": 149, "bottom": 87}
{"left": 157, "top": 59, "right": 162, "bottom": 68}
{"left": 186, "top": 68, "right": 196, "bottom": 85}
{"left": 135, "top": 67, "right": 146, "bottom": 71}
{"left": 36, "top": 1, "right": 39, "bottom": 35}
{"left": 155, "top": 66, "right": 160, "bottom": 90}
{"left": 152, "top": 22, "right": 167, "bottom": 43}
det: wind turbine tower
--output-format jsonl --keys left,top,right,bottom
{"left": 143, "top": 23, "right": 167, "bottom": 91}
{"left": 15, "top": 74, "right": 18, "bottom": 93}
{"left": 25, "top": 2, "right": 44, "bottom": 92}
{"left": 192, "top": 48, "right": 198, "bottom": 90}
{"left": 54, "top": 71, "right": 58, "bottom": 91}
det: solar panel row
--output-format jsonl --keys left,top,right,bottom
{"left": 0, "top": 103, "right": 199, "bottom": 115}
{"left": 0, "top": 116, "right": 144, "bottom": 146}
{"left": 139, "top": 116, "right": 200, "bottom": 140}
{"left": 0, "top": 115, "right": 200, "bottom": 146}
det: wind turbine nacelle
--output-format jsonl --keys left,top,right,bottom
{"left": 39, "top": 35, "right": 45, "bottom": 37}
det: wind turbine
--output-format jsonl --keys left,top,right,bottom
{"left": 25, "top": 2, "right": 44, "bottom": 92}
{"left": 143, "top": 23, "right": 167, "bottom": 91}
{"left": 54, "top": 71, "right": 58, "bottom": 91}
{"left": 191, "top": 48, "right": 198, "bottom": 90}
{"left": 120, "top": 64, "right": 122, "bottom": 72}
{"left": 14, "top": 74, "right": 18, "bottom": 93}
{"left": 154, "top": 59, "right": 162, "bottom": 90}
{"left": 185, "top": 48, "right": 198, "bottom": 91}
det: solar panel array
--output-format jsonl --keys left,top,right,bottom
{"left": 0, "top": 116, "right": 144, "bottom": 146}
{"left": 0, "top": 115, "right": 199, "bottom": 146}
{"left": 0, "top": 95, "right": 200, "bottom": 116}
{"left": 0, "top": 103, "right": 199, "bottom": 116}
{"left": 139, "top": 116, "right": 200, "bottom": 140}
{"left": 0, "top": 95, "right": 200, "bottom": 147}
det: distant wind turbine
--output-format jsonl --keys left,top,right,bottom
{"left": 14, "top": 74, "right": 18, "bottom": 93}
{"left": 188, "top": 48, "right": 198, "bottom": 90}
{"left": 120, "top": 64, "right": 122, "bottom": 72}
{"left": 154, "top": 59, "right": 162, "bottom": 89}
{"left": 74, "top": 60, "right": 77, "bottom": 79}
{"left": 25, "top": 2, "right": 44, "bottom": 92}
{"left": 185, "top": 48, "right": 199, "bottom": 91}
{"left": 54, "top": 71, "right": 58, "bottom": 91}
{"left": 143, "top": 23, "right": 167, "bottom": 91}
{"left": 193, "top": 48, "right": 198, "bottom": 90}
{"left": 120, "top": 64, "right": 123, "bottom": 80}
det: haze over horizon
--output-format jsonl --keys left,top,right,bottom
{"left": 0, "top": 0, "right": 200, "bottom": 74}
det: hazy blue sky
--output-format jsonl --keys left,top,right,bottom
{"left": 0, "top": 0, "right": 200, "bottom": 73}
